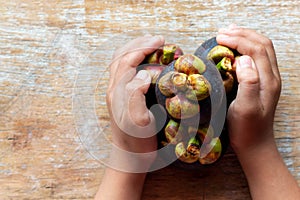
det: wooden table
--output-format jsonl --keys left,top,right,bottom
{"left": 0, "top": 0, "right": 299, "bottom": 199}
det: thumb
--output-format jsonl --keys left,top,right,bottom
{"left": 235, "top": 55, "right": 260, "bottom": 101}
{"left": 126, "top": 70, "right": 155, "bottom": 130}
{"left": 111, "top": 70, "right": 157, "bottom": 138}
{"left": 130, "top": 70, "right": 152, "bottom": 95}
{"left": 229, "top": 55, "right": 261, "bottom": 118}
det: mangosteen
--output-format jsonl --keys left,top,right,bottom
{"left": 135, "top": 38, "right": 240, "bottom": 167}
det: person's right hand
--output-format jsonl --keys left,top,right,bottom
{"left": 216, "top": 25, "right": 281, "bottom": 155}
{"left": 216, "top": 25, "right": 300, "bottom": 200}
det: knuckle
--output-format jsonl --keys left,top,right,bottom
{"left": 126, "top": 78, "right": 146, "bottom": 94}
{"left": 106, "top": 89, "right": 113, "bottom": 104}
{"left": 262, "top": 37, "right": 274, "bottom": 48}
{"left": 271, "top": 80, "right": 281, "bottom": 95}
{"left": 125, "top": 82, "right": 135, "bottom": 93}
{"left": 277, "top": 80, "right": 282, "bottom": 92}
{"left": 252, "top": 43, "right": 267, "bottom": 56}
{"left": 119, "top": 54, "right": 130, "bottom": 67}
{"left": 274, "top": 79, "right": 281, "bottom": 90}
{"left": 112, "top": 46, "right": 125, "bottom": 59}
{"left": 137, "top": 113, "right": 151, "bottom": 126}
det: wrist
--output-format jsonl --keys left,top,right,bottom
{"left": 96, "top": 167, "right": 147, "bottom": 200}
{"left": 234, "top": 137, "right": 300, "bottom": 200}
{"left": 108, "top": 141, "right": 157, "bottom": 173}
{"left": 230, "top": 126, "right": 276, "bottom": 158}
{"left": 235, "top": 138, "right": 279, "bottom": 167}
{"left": 234, "top": 136, "right": 277, "bottom": 160}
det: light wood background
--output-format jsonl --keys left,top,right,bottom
{"left": 0, "top": 0, "right": 299, "bottom": 199}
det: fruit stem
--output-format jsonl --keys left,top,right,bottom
{"left": 160, "top": 44, "right": 177, "bottom": 65}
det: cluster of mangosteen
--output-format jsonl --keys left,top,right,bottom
{"left": 137, "top": 37, "right": 239, "bottom": 166}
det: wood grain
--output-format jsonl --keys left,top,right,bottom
{"left": 0, "top": 0, "right": 299, "bottom": 199}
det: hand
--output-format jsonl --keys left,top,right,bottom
{"left": 96, "top": 35, "right": 165, "bottom": 200}
{"left": 216, "top": 25, "right": 300, "bottom": 200}
{"left": 217, "top": 25, "right": 281, "bottom": 154}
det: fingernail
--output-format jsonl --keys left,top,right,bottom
{"left": 136, "top": 70, "right": 150, "bottom": 80}
{"left": 238, "top": 56, "right": 253, "bottom": 69}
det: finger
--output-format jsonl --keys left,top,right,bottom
{"left": 216, "top": 34, "right": 276, "bottom": 96}
{"left": 112, "top": 34, "right": 159, "bottom": 60}
{"left": 218, "top": 26, "right": 281, "bottom": 82}
{"left": 230, "top": 55, "right": 262, "bottom": 118}
{"left": 106, "top": 68, "right": 136, "bottom": 110}
{"left": 126, "top": 70, "right": 152, "bottom": 127}
{"left": 217, "top": 29, "right": 281, "bottom": 110}
{"left": 115, "top": 36, "right": 164, "bottom": 80}
{"left": 116, "top": 70, "right": 157, "bottom": 138}
{"left": 109, "top": 35, "right": 164, "bottom": 89}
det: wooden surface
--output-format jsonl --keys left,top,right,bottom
{"left": 0, "top": 0, "right": 299, "bottom": 199}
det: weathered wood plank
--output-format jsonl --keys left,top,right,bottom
{"left": 0, "top": 0, "right": 299, "bottom": 199}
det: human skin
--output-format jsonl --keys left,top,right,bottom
{"left": 217, "top": 25, "right": 300, "bottom": 200}
{"left": 95, "top": 35, "right": 164, "bottom": 200}
{"left": 95, "top": 26, "right": 300, "bottom": 200}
